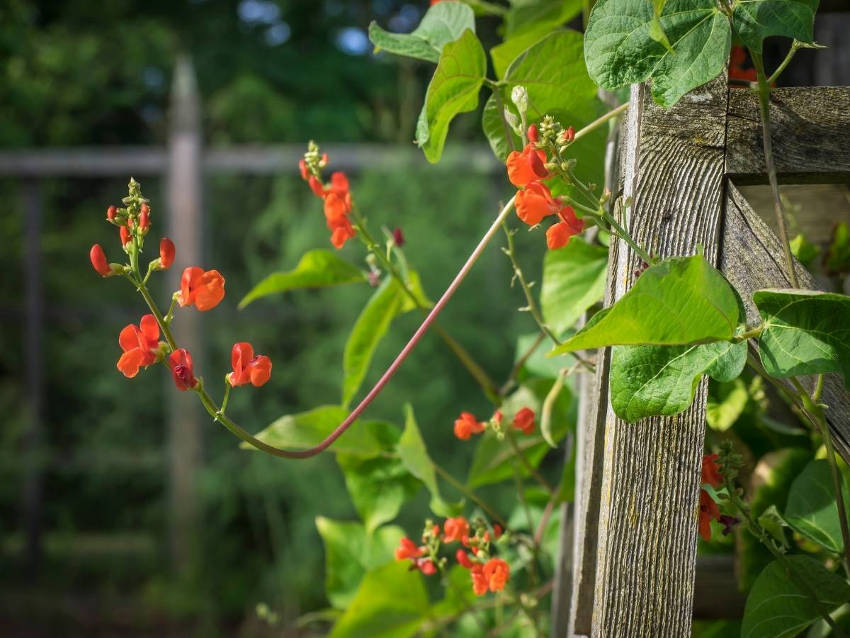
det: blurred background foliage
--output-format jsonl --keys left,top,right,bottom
{"left": 0, "top": 0, "right": 548, "bottom": 635}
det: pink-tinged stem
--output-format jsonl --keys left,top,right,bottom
{"left": 201, "top": 194, "right": 517, "bottom": 459}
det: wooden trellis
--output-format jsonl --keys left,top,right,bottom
{"left": 559, "top": 78, "right": 850, "bottom": 637}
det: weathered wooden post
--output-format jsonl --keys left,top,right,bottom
{"left": 166, "top": 54, "right": 203, "bottom": 574}
{"left": 561, "top": 76, "right": 850, "bottom": 637}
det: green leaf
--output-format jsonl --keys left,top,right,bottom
{"left": 706, "top": 377, "right": 750, "bottom": 431}
{"left": 758, "top": 504, "right": 790, "bottom": 547}
{"left": 789, "top": 233, "right": 820, "bottom": 268}
{"left": 239, "top": 249, "right": 365, "bottom": 308}
{"left": 739, "top": 448, "right": 812, "bottom": 589}
{"left": 785, "top": 459, "right": 849, "bottom": 555}
{"left": 541, "top": 236, "right": 608, "bottom": 336}
{"left": 416, "top": 30, "right": 486, "bottom": 163}
{"left": 609, "top": 340, "right": 746, "bottom": 423}
{"left": 584, "top": 0, "right": 732, "bottom": 107}
{"left": 825, "top": 222, "right": 850, "bottom": 275}
{"left": 754, "top": 289, "right": 850, "bottom": 387}
{"left": 482, "top": 29, "right": 606, "bottom": 187}
{"left": 504, "top": 0, "right": 583, "bottom": 39}
{"left": 396, "top": 404, "right": 462, "bottom": 516}
{"left": 338, "top": 442, "right": 421, "bottom": 534}
{"left": 732, "top": 0, "right": 818, "bottom": 51}
{"left": 368, "top": 1, "right": 475, "bottom": 64}
{"left": 741, "top": 555, "right": 850, "bottom": 638}
{"left": 245, "top": 405, "right": 396, "bottom": 457}
{"left": 316, "top": 517, "right": 405, "bottom": 609}
{"left": 430, "top": 565, "right": 477, "bottom": 620}
{"left": 329, "top": 561, "right": 429, "bottom": 638}
{"left": 342, "top": 274, "right": 428, "bottom": 407}
{"left": 490, "top": 29, "right": 551, "bottom": 81}
{"left": 550, "top": 256, "right": 740, "bottom": 356}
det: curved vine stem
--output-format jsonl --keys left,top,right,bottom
{"left": 750, "top": 50, "right": 800, "bottom": 288}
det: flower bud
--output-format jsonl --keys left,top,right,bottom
{"left": 159, "top": 237, "right": 175, "bottom": 269}
{"left": 393, "top": 227, "right": 405, "bottom": 247}
{"left": 527, "top": 124, "right": 538, "bottom": 143}
{"left": 510, "top": 85, "right": 528, "bottom": 116}
{"left": 561, "top": 126, "right": 575, "bottom": 143}
{"left": 139, "top": 204, "right": 150, "bottom": 232}
{"left": 120, "top": 225, "right": 132, "bottom": 246}
{"left": 106, "top": 205, "right": 117, "bottom": 222}
{"left": 503, "top": 107, "right": 519, "bottom": 130}
{"left": 90, "top": 244, "right": 111, "bottom": 276}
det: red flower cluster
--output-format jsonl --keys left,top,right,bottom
{"left": 93, "top": 181, "right": 272, "bottom": 397}
{"left": 506, "top": 126, "right": 585, "bottom": 250}
{"left": 300, "top": 155, "right": 357, "bottom": 249}
{"left": 453, "top": 408, "right": 536, "bottom": 440}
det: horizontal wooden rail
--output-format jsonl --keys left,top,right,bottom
{"left": 0, "top": 144, "right": 501, "bottom": 177}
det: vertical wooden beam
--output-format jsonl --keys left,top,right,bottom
{"left": 21, "top": 178, "right": 44, "bottom": 571}
{"left": 590, "top": 77, "right": 729, "bottom": 637}
{"left": 166, "top": 54, "right": 203, "bottom": 574}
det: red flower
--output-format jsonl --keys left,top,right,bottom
{"left": 159, "top": 237, "right": 175, "bottom": 270}
{"left": 512, "top": 407, "right": 536, "bottom": 435}
{"left": 395, "top": 536, "right": 423, "bottom": 561}
{"left": 492, "top": 524, "right": 503, "bottom": 539}
{"left": 178, "top": 267, "right": 226, "bottom": 311}
{"left": 515, "top": 181, "right": 559, "bottom": 226}
{"left": 443, "top": 517, "right": 469, "bottom": 543}
{"left": 229, "top": 342, "right": 272, "bottom": 387}
{"left": 527, "top": 124, "right": 538, "bottom": 143}
{"left": 168, "top": 348, "right": 197, "bottom": 391}
{"left": 418, "top": 559, "right": 437, "bottom": 575}
{"left": 117, "top": 314, "right": 160, "bottom": 378}
{"left": 698, "top": 489, "right": 720, "bottom": 541}
{"left": 561, "top": 126, "right": 575, "bottom": 143}
{"left": 90, "top": 244, "right": 111, "bottom": 276}
{"left": 506, "top": 144, "right": 549, "bottom": 188}
{"left": 482, "top": 558, "right": 510, "bottom": 592}
{"left": 701, "top": 453, "right": 724, "bottom": 488}
{"left": 456, "top": 550, "right": 474, "bottom": 569}
{"left": 470, "top": 563, "right": 488, "bottom": 596}
{"left": 546, "top": 205, "right": 584, "bottom": 250}
{"left": 106, "top": 205, "right": 117, "bottom": 222}
{"left": 299, "top": 159, "right": 310, "bottom": 180}
{"left": 120, "top": 225, "right": 132, "bottom": 246}
{"left": 454, "top": 412, "right": 486, "bottom": 440}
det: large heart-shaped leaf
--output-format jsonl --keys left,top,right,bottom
{"left": 741, "top": 555, "right": 850, "bottom": 638}
{"left": 342, "top": 273, "right": 429, "bottom": 407}
{"left": 316, "top": 517, "right": 405, "bottom": 609}
{"left": 368, "top": 1, "right": 475, "bottom": 64}
{"left": 584, "top": 0, "right": 731, "bottom": 107}
{"left": 785, "top": 459, "right": 849, "bottom": 554}
{"left": 239, "top": 249, "right": 366, "bottom": 308}
{"left": 396, "top": 404, "right": 462, "bottom": 516}
{"left": 732, "top": 0, "right": 818, "bottom": 51}
{"left": 541, "top": 236, "right": 608, "bottom": 336}
{"left": 329, "top": 561, "right": 429, "bottom": 638}
{"left": 549, "top": 256, "right": 740, "bottom": 356}
{"left": 610, "top": 340, "right": 746, "bottom": 423}
{"left": 754, "top": 289, "right": 850, "bottom": 387}
{"left": 416, "top": 29, "right": 486, "bottom": 163}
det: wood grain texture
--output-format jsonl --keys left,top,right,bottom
{"left": 726, "top": 87, "right": 850, "bottom": 184}
{"left": 590, "top": 77, "right": 729, "bottom": 637}
{"left": 721, "top": 183, "right": 850, "bottom": 462}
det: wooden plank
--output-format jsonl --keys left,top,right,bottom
{"left": 721, "top": 183, "right": 850, "bottom": 462}
{"left": 589, "top": 77, "right": 729, "bottom": 637}
{"left": 726, "top": 87, "right": 850, "bottom": 184}
{"left": 165, "top": 55, "right": 203, "bottom": 575}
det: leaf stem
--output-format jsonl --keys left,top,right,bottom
{"left": 573, "top": 102, "right": 629, "bottom": 143}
